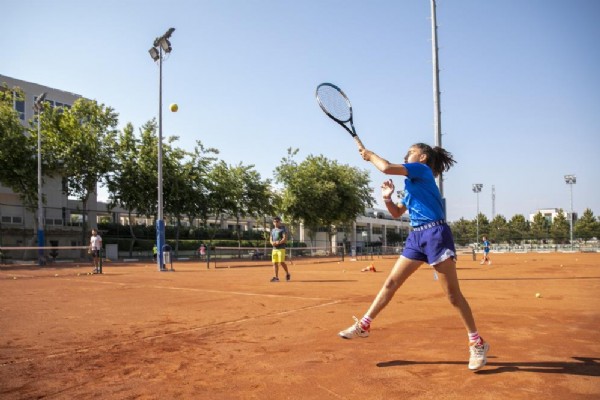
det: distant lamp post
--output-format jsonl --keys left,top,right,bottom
{"left": 472, "top": 184, "right": 483, "bottom": 246}
{"left": 564, "top": 175, "right": 576, "bottom": 248}
{"left": 148, "top": 27, "right": 175, "bottom": 271}
{"left": 34, "top": 92, "right": 47, "bottom": 266}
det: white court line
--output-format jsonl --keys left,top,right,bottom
{"left": 317, "top": 383, "right": 347, "bottom": 399}
{"left": 66, "top": 278, "right": 334, "bottom": 301}
{"left": 1, "top": 278, "right": 342, "bottom": 367}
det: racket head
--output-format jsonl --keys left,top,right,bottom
{"left": 316, "top": 83, "right": 353, "bottom": 124}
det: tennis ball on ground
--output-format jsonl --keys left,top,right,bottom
{"left": 535, "top": 293, "right": 541, "bottom": 298}
{"left": 170, "top": 103, "right": 178, "bottom": 112}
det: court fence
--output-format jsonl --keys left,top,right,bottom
{"left": 2, "top": 242, "right": 598, "bottom": 266}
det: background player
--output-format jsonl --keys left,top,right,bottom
{"left": 481, "top": 236, "right": 492, "bottom": 265}
{"left": 269, "top": 216, "right": 290, "bottom": 282}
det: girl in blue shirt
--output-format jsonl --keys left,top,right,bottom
{"left": 338, "top": 143, "right": 489, "bottom": 370}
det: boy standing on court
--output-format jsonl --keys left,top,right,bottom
{"left": 481, "top": 236, "right": 491, "bottom": 265}
{"left": 89, "top": 228, "right": 103, "bottom": 274}
{"left": 270, "top": 216, "right": 290, "bottom": 282}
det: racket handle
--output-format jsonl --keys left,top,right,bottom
{"left": 353, "top": 136, "right": 365, "bottom": 149}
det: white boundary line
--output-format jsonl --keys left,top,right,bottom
{"left": 77, "top": 278, "right": 334, "bottom": 301}
{"left": 0, "top": 279, "right": 341, "bottom": 367}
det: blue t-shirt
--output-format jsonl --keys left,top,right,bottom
{"left": 402, "top": 163, "right": 445, "bottom": 227}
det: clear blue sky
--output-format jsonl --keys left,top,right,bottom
{"left": 3, "top": 0, "right": 599, "bottom": 222}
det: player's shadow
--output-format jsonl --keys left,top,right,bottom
{"left": 377, "top": 357, "right": 600, "bottom": 376}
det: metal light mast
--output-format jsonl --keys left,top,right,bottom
{"left": 431, "top": 0, "right": 443, "bottom": 196}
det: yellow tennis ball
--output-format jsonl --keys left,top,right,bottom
{"left": 535, "top": 293, "right": 541, "bottom": 298}
{"left": 170, "top": 103, "right": 178, "bottom": 112}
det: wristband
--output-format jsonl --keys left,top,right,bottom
{"left": 383, "top": 198, "right": 393, "bottom": 203}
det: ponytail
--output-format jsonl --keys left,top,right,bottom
{"left": 412, "top": 143, "right": 456, "bottom": 177}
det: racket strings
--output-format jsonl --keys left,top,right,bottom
{"left": 317, "top": 86, "right": 351, "bottom": 122}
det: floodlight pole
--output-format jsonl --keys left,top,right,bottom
{"left": 149, "top": 28, "right": 175, "bottom": 271}
{"left": 472, "top": 184, "right": 483, "bottom": 246}
{"left": 564, "top": 175, "right": 576, "bottom": 249}
{"left": 431, "top": 0, "right": 443, "bottom": 198}
{"left": 34, "top": 92, "right": 47, "bottom": 266}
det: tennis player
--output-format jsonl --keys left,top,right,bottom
{"left": 270, "top": 217, "right": 290, "bottom": 282}
{"left": 481, "top": 236, "right": 492, "bottom": 265}
{"left": 338, "top": 143, "right": 490, "bottom": 370}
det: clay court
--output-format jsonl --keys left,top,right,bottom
{"left": 1, "top": 252, "right": 599, "bottom": 399}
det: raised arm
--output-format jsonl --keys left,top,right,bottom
{"left": 359, "top": 148, "right": 408, "bottom": 176}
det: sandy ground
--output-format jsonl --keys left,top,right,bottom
{"left": 0, "top": 252, "right": 599, "bottom": 399}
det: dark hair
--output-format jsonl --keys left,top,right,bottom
{"left": 412, "top": 143, "right": 456, "bottom": 177}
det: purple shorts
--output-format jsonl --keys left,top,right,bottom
{"left": 402, "top": 222, "right": 456, "bottom": 265}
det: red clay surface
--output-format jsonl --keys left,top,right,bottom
{"left": 1, "top": 252, "right": 599, "bottom": 399}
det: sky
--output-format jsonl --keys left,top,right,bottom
{"left": 2, "top": 0, "right": 599, "bottom": 222}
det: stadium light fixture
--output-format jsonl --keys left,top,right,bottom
{"left": 564, "top": 175, "right": 576, "bottom": 248}
{"left": 472, "top": 184, "right": 483, "bottom": 246}
{"left": 34, "top": 92, "right": 47, "bottom": 266}
{"left": 148, "top": 28, "right": 175, "bottom": 272}
{"left": 148, "top": 47, "right": 159, "bottom": 61}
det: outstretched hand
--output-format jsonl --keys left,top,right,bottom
{"left": 381, "top": 179, "right": 395, "bottom": 198}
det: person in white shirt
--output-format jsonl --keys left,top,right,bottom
{"left": 89, "top": 229, "right": 103, "bottom": 274}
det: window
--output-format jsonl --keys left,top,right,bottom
{"left": 2, "top": 216, "right": 23, "bottom": 224}
{"left": 15, "top": 99, "right": 25, "bottom": 120}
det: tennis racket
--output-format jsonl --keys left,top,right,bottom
{"left": 315, "top": 83, "right": 365, "bottom": 148}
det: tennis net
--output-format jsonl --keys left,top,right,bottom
{"left": 0, "top": 245, "right": 90, "bottom": 265}
{"left": 211, "top": 246, "right": 345, "bottom": 268}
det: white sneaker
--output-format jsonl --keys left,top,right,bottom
{"left": 468, "top": 340, "right": 490, "bottom": 370}
{"left": 338, "top": 316, "right": 369, "bottom": 339}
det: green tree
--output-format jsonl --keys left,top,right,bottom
{"left": 473, "top": 213, "right": 490, "bottom": 244}
{"left": 204, "top": 162, "right": 272, "bottom": 247}
{"left": 508, "top": 214, "right": 529, "bottom": 243}
{"left": 133, "top": 120, "right": 162, "bottom": 219}
{"left": 105, "top": 122, "right": 144, "bottom": 254}
{"left": 181, "top": 141, "right": 219, "bottom": 229}
{"left": 550, "top": 209, "right": 569, "bottom": 244}
{"left": 574, "top": 208, "right": 600, "bottom": 241}
{"left": 449, "top": 218, "right": 474, "bottom": 246}
{"left": 41, "top": 98, "right": 118, "bottom": 244}
{"left": 0, "top": 85, "right": 38, "bottom": 213}
{"left": 530, "top": 212, "right": 550, "bottom": 243}
{"left": 206, "top": 161, "right": 238, "bottom": 242}
{"left": 274, "top": 149, "right": 373, "bottom": 251}
{"left": 489, "top": 214, "right": 510, "bottom": 243}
